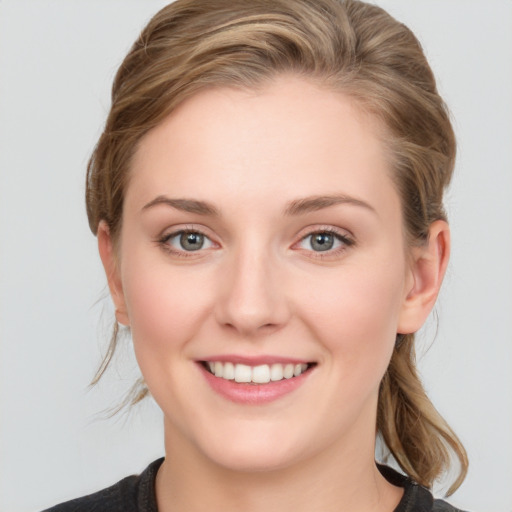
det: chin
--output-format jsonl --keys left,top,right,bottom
{"left": 196, "top": 426, "right": 306, "bottom": 473}
{"left": 208, "top": 445, "right": 299, "bottom": 474}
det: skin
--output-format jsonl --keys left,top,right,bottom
{"left": 98, "top": 76, "right": 450, "bottom": 512}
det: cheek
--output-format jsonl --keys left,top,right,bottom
{"left": 120, "top": 255, "right": 214, "bottom": 360}
{"left": 297, "top": 261, "right": 406, "bottom": 376}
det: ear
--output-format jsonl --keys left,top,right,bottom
{"left": 397, "top": 220, "right": 450, "bottom": 334}
{"left": 97, "top": 221, "right": 130, "bottom": 326}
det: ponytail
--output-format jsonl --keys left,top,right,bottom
{"left": 377, "top": 334, "right": 468, "bottom": 495}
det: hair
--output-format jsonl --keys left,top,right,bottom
{"left": 86, "top": 0, "right": 467, "bottom": 495}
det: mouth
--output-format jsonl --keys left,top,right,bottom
{"left": 201, "top": 361, "right": 315, "bottom": 384}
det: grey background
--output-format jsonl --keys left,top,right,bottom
{"left": 1, "top": 1, "right": 511, "bottom": 510}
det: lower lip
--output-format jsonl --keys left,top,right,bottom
{"left": 198, "top": 363, "right": 313, "bottom": 405}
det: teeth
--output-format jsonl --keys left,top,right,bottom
{"left": 283, "top": 364, "right": 294, "bottom": 379}
{"left": 206, "top": 362, "right": 308, "bottom": 383}
{"left": 214, "top": 361, "right": 223, "bottom": 378}
{"left": 234, "top": 364, "right": 252, "bottom": 383}
{"left": 223, "top": 362, "right": 235, "bottom": 380}
{"left": 270, "top": 363, "right": 283, "bottom": 381}
{"left": 252, "top": 365, "right": 270, "bottom": 384}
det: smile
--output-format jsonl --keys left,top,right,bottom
{"left": 204, "top": 361, "right": 310, "bottom": 384}
{"left": 198, "top": 358, "right": 316, "bottom": 404}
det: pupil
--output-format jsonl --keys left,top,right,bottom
{"left": 312, "top": 233, "right": 333, "bottom": 251}
{"left": 181, "top": 232, "right": 204, "bottom": 251}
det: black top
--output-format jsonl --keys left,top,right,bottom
{"left": 42, "top": 458, "right": 467, "bottom": 512}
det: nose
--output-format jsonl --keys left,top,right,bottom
{"left": 215, "top": 245, "right": 291, "bottom": 337}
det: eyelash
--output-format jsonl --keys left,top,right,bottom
{"left": 295, "top": 228, "right": 355, "bottom": 259}
{"left": 157, "top": 228, "right": 216, "bottom": 258}
{"left": 156, "top": 226, "right": 355, "bottom": 259}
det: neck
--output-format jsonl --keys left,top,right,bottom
{"left": 155, "top": 419, "right": 402, "bottom": 512}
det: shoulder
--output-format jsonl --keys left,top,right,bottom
{"left": 378, "top": 464, "right": 469, "bottom": 512}
{"left": 433, "top": 499, "right": 468, "bottom": 512}
{"left": 41, "top": 458, "right": 164, "bottom": 512}
{"left": 41, "top": 477, "right": 131, "bottom": 512}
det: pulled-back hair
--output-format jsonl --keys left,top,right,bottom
{"left": 86, "top": 0, "right": 467, "bottom": 494}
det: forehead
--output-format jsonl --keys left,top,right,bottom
{"left": 127, "top": 76, "right": 398, "bottom": 218}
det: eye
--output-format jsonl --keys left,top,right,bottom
{"left": 163, "top": 230, "right": 214, "bottom": 252}
{"left": 297, "top": 230, "right": 353, "bottom": 253}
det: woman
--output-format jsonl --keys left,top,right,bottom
{"left": 44, "top": 0, "right": 468, "bottom": 510}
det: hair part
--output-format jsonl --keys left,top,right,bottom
{"left": 87, "top": 0, "right": 467, "bottom": 493}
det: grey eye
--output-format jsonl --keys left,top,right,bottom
{"left": 164, "top": 231, "right": 214, "bottom": 252}
{"left": 179, "top": 232, "right": 205, "bottom": 251}
{"left": 309, "top": 233, "right": 335, "bottom": 251}
{"left": 297, "top": 231, "right": 350, "bottom": 253}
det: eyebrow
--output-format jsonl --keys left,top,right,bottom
{"left": 142, "top": 194, "right": 375, "bottom": 217}
{"left": 284, "top": 194, "right": 376, "bottom": 216}
{"left": 142, "top": 196, "right": 219, "bottom": 216}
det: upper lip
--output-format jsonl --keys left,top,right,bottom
{"left": 197, "top": 354, "right": 313, "bottom": 366}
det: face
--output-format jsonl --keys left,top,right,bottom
{"left": 101, "top": 76, "right": 429, "bottom": 473}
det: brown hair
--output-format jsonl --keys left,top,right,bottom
{"left": 87, "top": 0, "right": 467, "bottom": 494}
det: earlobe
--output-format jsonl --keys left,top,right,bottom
{"left": 398, "top": 220, "right": 450, "bottom": 334}
{"left": 97, "top": 221, "right": 130, "bottom": 326}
